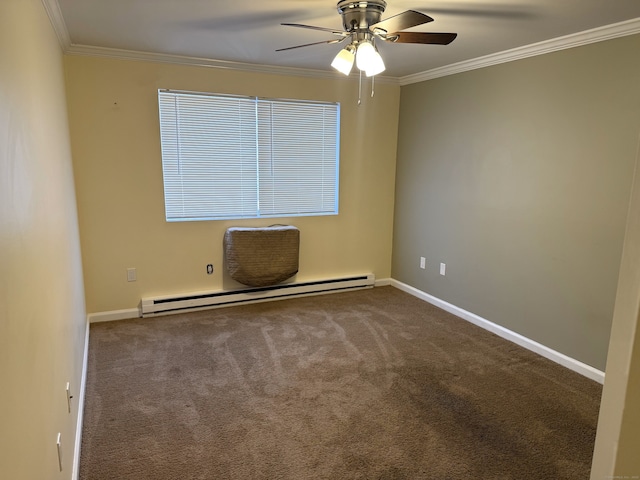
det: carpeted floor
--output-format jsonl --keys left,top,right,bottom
{"left": 79, "top": 286, "right": 602, "bottom": 479}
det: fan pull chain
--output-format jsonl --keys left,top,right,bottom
{"left": 358, "top": 69, "right": 362, "bottom": 106}
{"left": 371, "top": 75, "right": 375, "bottom": 98}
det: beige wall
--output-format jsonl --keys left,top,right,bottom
{"left": 0, "top": 1, "right": 87, "bottom": 479}
{"left": 392, "top": 34, "right": 640, "bottom": 371}
{"left": 64, "top": 56, "right": 400, "bottom": 313}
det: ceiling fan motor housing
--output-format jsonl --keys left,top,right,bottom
{"left": 337, "top": 0, "right": 387, "bottom": 33}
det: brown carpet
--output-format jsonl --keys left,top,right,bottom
{"left": 79, "top": 286, "right": 601, "bottom": 479}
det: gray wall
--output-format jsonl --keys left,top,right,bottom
{"left": 392, "top": 34, "right": 640, "bottom": 371}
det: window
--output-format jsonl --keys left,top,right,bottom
{"left": 157, "top": 90, "right": 340, "bottom": 222}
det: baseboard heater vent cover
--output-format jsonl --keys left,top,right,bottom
{"left": 141, "top": 274, "right": 375, "bottom": 316}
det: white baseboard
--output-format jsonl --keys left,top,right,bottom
{"left": 72, "top": 320, "right": 90, "bottom": 480}
{"left": 88, "top": 308, "right": 140, "bottom": 323}
{"left": 390, "top": 279, "right": 605, "bottom": 384}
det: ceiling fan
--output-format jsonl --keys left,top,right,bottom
{"left": 277, "top": 0, "right": 457, "bottom": 77}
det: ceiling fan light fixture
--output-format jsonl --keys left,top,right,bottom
{"left": 331, "top": 46, "right": 355, "bottom": 75}
{"left": 355, "top": 41, "right": 385, "bottom": 76}
{"left": 279, "top": 4, "right": 456, "bottom": 80}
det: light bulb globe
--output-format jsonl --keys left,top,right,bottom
{"left": 365, "top": 50, "right": 385, "bottom": 77}
{"left": 331, "top": 47, "right": 355, "bottom": 75}
{"left": 356, "top": 41, "right": 377, "bottom": 71}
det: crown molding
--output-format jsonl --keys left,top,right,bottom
{"left": 400, "top": 17, "right": 640, "bottom": 86}
{"left": 41, "top": 0, "right": 71, "bottom": 49}
{"left": 41, "top": 0, "right": 638, "bottom": 87}
{"left": 64, "top": 43, "right": 400, "bottom": 85}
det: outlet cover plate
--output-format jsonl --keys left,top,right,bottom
{"left": 127, "top": 268, "right": 137, "bottom": 282}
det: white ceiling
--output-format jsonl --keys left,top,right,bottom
{"left": 54, "top": 0, "right": 640, "bottom": 79}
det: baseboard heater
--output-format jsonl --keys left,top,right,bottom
{"left": 141, "top": 274, "right": 375, "bottom": 317}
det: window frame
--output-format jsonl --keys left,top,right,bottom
{"left": 157, "top": 89, "right": 340, "bottom": 222}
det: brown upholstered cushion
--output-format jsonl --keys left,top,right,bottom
{"left": 223, "top": 226, "right": 300, "bottom": 287}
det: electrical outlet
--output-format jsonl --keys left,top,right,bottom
{"left": 126, "top": 267, "right": 137, "bottom": 282}
{"left": 206, "top": 264, "right": 214, "bottom": 275}
{"left": 420, "top": 257, "right": 426, "bottom": 269}
{"left": 440, "top": 263, "right": 446, "bottom": 276}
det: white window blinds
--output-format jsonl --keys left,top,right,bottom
{"left": 158, "top": 90, "right": 340, "bottom": 222}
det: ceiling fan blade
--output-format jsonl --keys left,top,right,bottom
{"left": 370, "top": 10, "right": 433, "bottom": 34}
{"left": 281, "top": 23, "right": 347, "bottom": 36}
{"left": 390, "top": 31, "right": 457, "bottom": 45}
{"left": 276, "top": 38, "right": 345, "bottom": 52}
